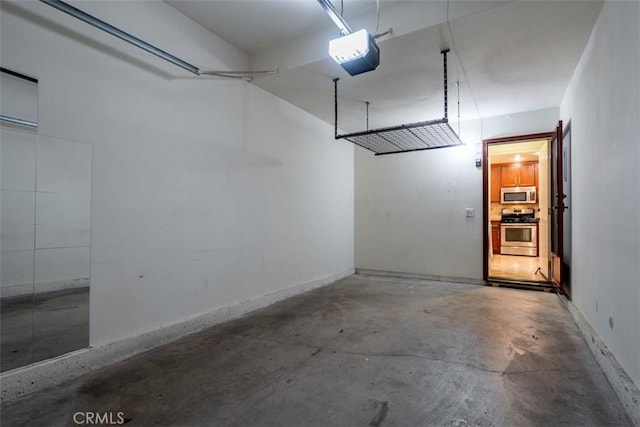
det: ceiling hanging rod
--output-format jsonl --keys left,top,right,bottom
{"left": 333, "top": 49, "right": 453, "bottom": 137}
{"left": 442, "top": 48, "right": 449, "bottom": 121}
{"left": 39, "top": 0, "right": 277, "bottom": 80}
{"left": 332, "top": 49, "right": 463, "bottom": 155}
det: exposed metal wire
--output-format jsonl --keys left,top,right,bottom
{"left": 373, "top": 28, "right": 393, "bottom": 39}
{"left": 446, "top": 0, "right": 481, "bottom": 133}
{"left": 456, "top": 80, "right": 461, "bottom": 135}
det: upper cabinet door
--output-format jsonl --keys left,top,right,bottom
{"left": 519, "top": 162, "right": 537, "bottom": 186}
{"left": 500, "top": 165, "right": 519, "bottom": 187}
{"left": 500, "top": 162, "right": 538, "bottom": 187}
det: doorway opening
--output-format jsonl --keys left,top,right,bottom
{"left": 483, "top": 132, "right": 555, "bottom": 287}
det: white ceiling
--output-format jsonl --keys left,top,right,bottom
{"left": 489, "top": 139, "right": 548, "bottom": 164}
{"left": 166, "top": 0, "right": 603, "bottom": 132}
{"left": 167, "top": 0, "right": 378, "bottom": 54}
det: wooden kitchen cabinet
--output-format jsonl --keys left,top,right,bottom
{"left": 491, "top": 221, "right": 501, "bottom": 254}
{"left": 500, "top": 165, "right": 518, "bottom": 187}
{"left": 500, "top": 162, "right": 537, "bottom": 187}
{"left": 518, "top": 162, "right": 537, "bottom": 186}
{"left": 490, "top": 165, "right": 501, "bottom": 202}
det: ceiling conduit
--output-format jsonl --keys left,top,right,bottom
{"left": 39, "top": 0, "right": 277, "bottom": 80}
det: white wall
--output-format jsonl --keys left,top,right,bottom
{"left": 355, "top": 107, "right": 558, "bottom": 280}
{"left": 34, "top": 136, "right": 92, "bottom": 294}
{"left": 1, "top": 1, "right": 354, "bottom": 346}
{"left": 559, "top": 0, "right": 639, "bottom": 387}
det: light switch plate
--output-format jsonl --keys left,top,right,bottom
{"left": 465, "top": 208, "right": 475, "bottom": 217}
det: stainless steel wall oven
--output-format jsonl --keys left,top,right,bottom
{"left": 500, "top": 224, "right": 537, "bottom": 256}
{"left": 500, "top": 208, "right": 538, "bottom": 257}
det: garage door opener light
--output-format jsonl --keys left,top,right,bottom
{"left": 328, "top": 29, "right": 380, "bottom": 76}
{"left": 317, "top": 0, "right": 381, "bottom": 76}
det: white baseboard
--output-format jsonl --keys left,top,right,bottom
{"left": 355, "top": 268, "right": 485, "bottom": 286}
{"left": 560, "top": 295, "right": 640, "bottom": 426}
{"left": 0, "top": 269, "right": 354, "bottom": 403}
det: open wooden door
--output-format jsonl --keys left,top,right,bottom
{"left": 550, "top": 120, "right": 566, "bottom": 292}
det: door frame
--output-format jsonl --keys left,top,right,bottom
{"left": 550, "top": 120, "right": 566, "bottom": 292}
{"left": 560, "top": 121, "right": 572, "bottom": 298}
{"left": 482, "top": 131, "right": 554, "bottom": 282}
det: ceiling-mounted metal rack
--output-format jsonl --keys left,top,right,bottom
{"left": 334, "top": 49, "right": 464, "bottom": 155}
{"left": 39, "top": 0, "right": 277, "bottom": 81}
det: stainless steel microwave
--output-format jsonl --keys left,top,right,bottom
{"left": 501, "top": 186, "right": 536, "bottom": 204}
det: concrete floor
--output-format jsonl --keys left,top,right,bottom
{"left": 1, "top": 287, "right": 89, "bottom": 372}
{"left": 0, "top": 275, "right": 632, "bottom": 426}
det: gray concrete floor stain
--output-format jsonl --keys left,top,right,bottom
{"left": 0, "top": 276, "right": 633, "bottom": 426}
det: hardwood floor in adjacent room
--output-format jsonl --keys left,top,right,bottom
{"left": 489, "top": 254, "right": 548, "bottom": 282}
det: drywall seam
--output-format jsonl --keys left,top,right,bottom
{"left": 355, "top": 268, "right": 485, "bottom": 286}
{"left": 559, "top": 295, "right": 640, "bottom": 426}
{"left": 0, "top": 268, "right": 354, "bottom": 403}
